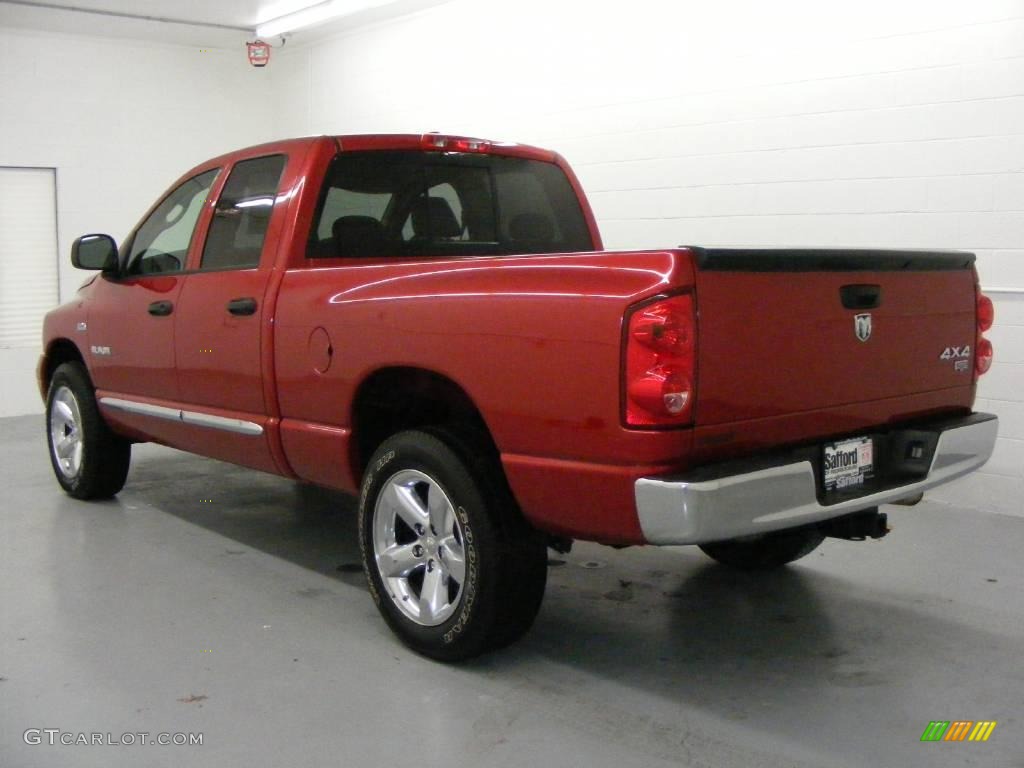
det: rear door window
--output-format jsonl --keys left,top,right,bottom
{"left": 308, "top": 151, "right": 592, "bottom": 258}
{"left": 201, "top": 155, "right": 287, "bottom": 270}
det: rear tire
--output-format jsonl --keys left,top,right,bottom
{"left": 46, "top": 362, "right": 131, "bottom": 500}
{"left": 699, "top": 527, "right": 825, "bottom": 570}
{"left": 358, "top": 429, "right": 546, "bottom": 661}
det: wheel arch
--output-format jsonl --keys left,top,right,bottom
{"left": 41, "top": 339, "right": 88, "bottom": 395}
{"left": 349, "top": 366, "right": 500, "bottom": 486}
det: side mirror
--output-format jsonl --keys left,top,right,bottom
{"left": 71, "top": 234, "right": 119, "bottom": 272}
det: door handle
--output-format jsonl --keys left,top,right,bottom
{"left": 840, "top": 284, "right": 882, "bottom": 310}
{"left": 148, "top": 300, "right": 173, "bottom": 316}
{"left": 227, "top": 297, "right": 258, "bottom": 316}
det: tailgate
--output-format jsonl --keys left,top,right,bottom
{"left": 691, "top": 249, "right": 978, "bottom": 428}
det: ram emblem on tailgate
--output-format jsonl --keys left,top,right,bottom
{"left": 854, "top": 313, "right": 872, "bottom": 342}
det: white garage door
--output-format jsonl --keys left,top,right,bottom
{"left": 0, "top": 167, "right": 59, "bottom": 348}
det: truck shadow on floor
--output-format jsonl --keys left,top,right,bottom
{"left": 483, "top": 546, "right": 1024, "bottom": 763}
{"left": 119, "top": 444, "right": 1023, "bottom": 762}
{"left": 126, "top": 445, "right": 366, "bottom": 588}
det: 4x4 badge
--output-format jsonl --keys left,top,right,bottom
{"left": 854, "top": 313, "right": 872, "bottom": 342}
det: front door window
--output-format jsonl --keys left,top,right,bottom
{"left": 124, "top": 169, "right": 219, "bottom": 275}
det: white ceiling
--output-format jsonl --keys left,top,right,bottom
{"left": 0, "top": 0, "right": 451, "bottom": 47}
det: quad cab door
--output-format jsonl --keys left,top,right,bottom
{"left": 170, "top": 152, "right": 291, "bottom": 473}
{"left": 91, "top": 168, "right": 220, "bottom": 443}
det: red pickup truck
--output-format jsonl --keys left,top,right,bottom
{"left": 40, "top": 134, "right": 999, "bottom": 660}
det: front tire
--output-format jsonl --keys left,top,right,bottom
{"left": 699, "top": 527, "right": 825, "bottom": 570}
{"left": 358, "top": 429, "right": 546, "bottom": 661}
{"left": 46, "top": 362, "right": 131, "bottom": 499}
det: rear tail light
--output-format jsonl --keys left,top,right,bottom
{"left": 977, "top": 292, "right": 994, "bottom": 332}
{"left": 975, "top": 287, "right": 995, "bottom": 377}
{"left": 976, "top": 337, "right": 993, "bottom": 375}
{"left": 623, "top": 294, "right": 696, "bottom": 427}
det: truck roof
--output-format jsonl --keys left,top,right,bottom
{"left": 202, "top": 134, "right": 559, "bottom": 167}
{"left": 336, "top": 134, "right": 558, "bottom": 162}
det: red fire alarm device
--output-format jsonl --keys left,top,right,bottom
{"left": 247, "top": 41, "right": 271, "bottom": 67}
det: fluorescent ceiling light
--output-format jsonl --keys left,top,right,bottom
{"left": 256, "top": 0, "right": 395, "bottom": 37}
{"left": 256, "top": 1, "right": 326, "bottom": 25}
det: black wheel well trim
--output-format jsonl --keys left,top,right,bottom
{"left": 349, "top": 366, "right": 499, "bottom": 485}
{"left": 42, "top": 339, "right": 89, "bottom": 391}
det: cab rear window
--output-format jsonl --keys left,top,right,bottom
{"left": 308, "top": 151, "right": 593, "bottom": 258}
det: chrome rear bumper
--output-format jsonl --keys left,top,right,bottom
{"left": 634, "top": 414, "right": 998, "bottom": 545}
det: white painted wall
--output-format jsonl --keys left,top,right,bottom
{"left": 0, "top": 28, "right": 276, "bottom": 417}
{"left": 268, "top": 0, "right": 1023, "bottom": 514}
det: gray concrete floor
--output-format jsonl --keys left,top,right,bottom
{"left": 1, "top": 413, "right": 1023, "bottom": 768}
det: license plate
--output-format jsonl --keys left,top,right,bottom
{"left": 823, "top": 437, "right": 874, "bottom": 493}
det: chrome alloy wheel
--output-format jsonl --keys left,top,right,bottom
{"left": 50, "top": 385, "right": 84, "bottom": 479}
{"left": 372, "top": 469, "right": 467, "bottom": 626}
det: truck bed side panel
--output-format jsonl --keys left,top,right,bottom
{"left": 273, "top": 250, "right": 696, "bottom": 541}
